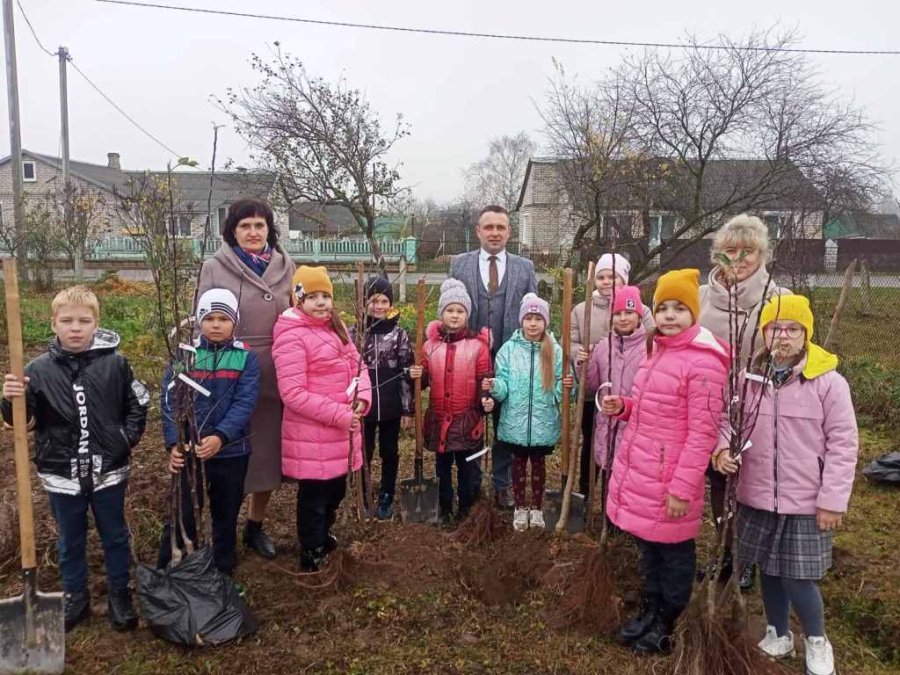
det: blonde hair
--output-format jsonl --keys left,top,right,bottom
{"left": 51, "top": 285, "right": 100, "bottom": 320}
{"left": 539, "top": 332, "right": 555, "bottom": 392}
{"left": 710, "top": 214, "right": 771, "bottom": 264}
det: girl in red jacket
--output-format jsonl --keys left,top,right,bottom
{"left": 601, "top": 269, "right": 729, "bottom": 655}
{"left": 409, "top": 279, "right": 493, "bottom": 524}
{"left": 272, "top": 266, "right": 371, "bottom": 572}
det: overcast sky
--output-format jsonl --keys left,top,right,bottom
{"left": 1, "top": 0, "right": 897, "bottom": 202}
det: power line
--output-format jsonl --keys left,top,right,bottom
{"left": 95, "top": 0, "right": 900, "bottom": 56}
{"left": 67, "top": 58, "right": 182, "bottom": 157}
{"left": 15, "top": 0, "right": 54, "bottom": 56}
{"left": 13, "top": 0, "right": 183, "bottom": 158}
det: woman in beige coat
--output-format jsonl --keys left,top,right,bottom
{"left": 195, "top": 198, "right": 296, "bottom": 559}
{"left": 698, "top": 213, "right": 789, "bottom": 590}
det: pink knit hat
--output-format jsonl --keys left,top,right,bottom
{"left": 611, "top": 286, "right": 644, "bottom": 317}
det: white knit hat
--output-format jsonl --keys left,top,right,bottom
{"left": 518, "top": 292, "right": 550, "bottom": 326}
{"left": 196, "top": 288, "right": 239, "bottom": 324}
{"left": 438, "top": 278, "right": 472, "bottom": 317}
{"left": 596, "top": 253, "right": 631, "bottom": 284}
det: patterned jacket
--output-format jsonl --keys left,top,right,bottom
{"left": 349, "top": 313, "right": 414, "bottom": 422}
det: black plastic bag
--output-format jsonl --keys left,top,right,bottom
{"left": 136, "top": 547, "right": 259, "bottom": 646}
{"left": 862, "top": 452, "right": 900, "bottom": 485}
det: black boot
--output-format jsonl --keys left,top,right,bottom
{"left": 619, "top": 593, "right": 661, "bottom": 645}
{"left": 376, "top": 493, "right": 394, "bottom": 521}
{"left": 108, "top": 588, "right": 138, "bottom": 632}
{"left": 64, "top": 590, "right": 90, "bottom": 632}
{"left": 739, "top": 563, "right": 756, "bottom": 592}
{"left": 631, "top": 604, "right": 681, "bottom": 656}
{"left": 697, "top": 548, "right": 733, "bottom": 583}
{"left": 300, "top": 547, "right": 327, "bottom": 572}
{"left": 438, "top": 501, "right": 453, "bottom": 526}
{"left": 243, "top": 519, "right": 276, "bottom": 559}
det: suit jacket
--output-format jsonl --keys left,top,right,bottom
{"left": 449, "top": 249, "right": 538, "bottom": 348}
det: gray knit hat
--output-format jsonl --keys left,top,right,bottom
{"left": 438, "top": 278, "right": 471, "bottom": 317}
{"left": 518, "top": 292, "right": 550, "bottom": 326}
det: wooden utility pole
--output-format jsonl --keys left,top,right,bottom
{"left": 3, "top": 0, "right": 26, "bottom": 272}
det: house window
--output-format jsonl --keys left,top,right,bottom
{"left": 22, "top": 161, "right": 36, "bottom": 182}
{"left": 520, "top": 214, "right": 530, "bottom": 248}
{"left": 763, "top": 212, "right": 781, "bottom": 239}
{"left": 649, "top": 214, "right": 676, "bottom": 242}
{"left": 217, "top": 206, "right": 228, "bottom": 233}
{"left": 167, "top": 215, "right": 192, "bottom": 238}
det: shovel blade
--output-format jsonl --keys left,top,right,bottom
{"left": 0, "top": 590, "right": 65, "bottom": 674}
{"left": 542, "top": 490, "right": 586, "bottom": 534}
{"left": 398, "top": 477, "right": 440, "bottom": 524}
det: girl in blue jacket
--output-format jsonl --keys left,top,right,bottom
{"left": 486, "top": 293, "right": 573, "bottom": 531}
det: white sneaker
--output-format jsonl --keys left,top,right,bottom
{"left": 529, "top": 509, "right": 545, "bottom": 529}
{"left": 513, "top": 508, "right": 529, "bottom": 532}
{"left": 758, "top": 625, "right": 795, "bottom": 658}
{"left": 805, "top": 636, "right": 835, "bottom": 675}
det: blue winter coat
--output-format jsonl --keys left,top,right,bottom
{"left": 161, "top": 336, "right": 260, "bottom": 459}
{"left": 491, "top": 330, "right": 570, "bottom": 448}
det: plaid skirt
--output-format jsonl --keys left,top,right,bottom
{"left": 736, "top": 504, "right": 833, "bottom": 580}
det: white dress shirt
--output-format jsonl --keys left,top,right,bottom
{"left": 478, "top": 248, "right": 507, "bottom": 291}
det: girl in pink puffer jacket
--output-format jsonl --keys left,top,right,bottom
{"left": 272, "top": 266, "right": 371, "bottom": 573}
{"left": 600, "top": 269, "right": 729, "bottom": 656}
{"left": 714, "top": 294, "right": 857, "bottom": 675}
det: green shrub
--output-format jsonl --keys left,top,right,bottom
{"left": 841, "top": 357, "right": 900, "bottom": 429}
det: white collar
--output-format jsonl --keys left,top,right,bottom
{"left": 479, "top": 248, "right": 507, "bottom": 262}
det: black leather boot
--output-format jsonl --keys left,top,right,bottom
{"left": 618, "top": 593, "right": 661, "bottom": 645}
{"left": 64, "top": 590, "right": 90, "bottom": 632}
{"left": 631, "top": 603, "right": 682, "bottom": 656}
{"left": 739, "top": 562, "right": 756, "bottom": 592}
{"left": 108, "top": 588, "right": 138, "bottom": 632}
{"left": 324, "top": 531, "right": 338, "bottom": 554}
{"left": 300, "top": 547, "right": 327, "bottom": 572}
{"left": 243, "top": 519, "right": 276, "bottom": 559}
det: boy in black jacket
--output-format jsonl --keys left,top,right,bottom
{"left": 1, "top": 286, "right": 149, "bottom": 632}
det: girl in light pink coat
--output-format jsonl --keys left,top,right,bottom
{"left": 601, "top": 269, "right": 729, "bottom": 656}
{"left": 714, "top": 294, "right": 857, "bottom": 675}
{"left": 586, "top": 286, "right": 647, "bottom": 470}
{"left": 272, "top": 266, "right": 371, "bottom": 572}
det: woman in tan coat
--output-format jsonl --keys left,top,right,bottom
{"left": 698, "top": 213, "right": 789, "bottom": 590}
{"left": 195, "top": 198, "right": 296, "bottom": 559}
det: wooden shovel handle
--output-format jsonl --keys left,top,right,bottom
{"left": 413, "top": 279, "right": 426, "bottom": 461}
{"left": 559, "top": 269, "right": 573, "bottom": 476}
{"left": 557, "top": 262, "right": 595, "bottom": 533}
{"left": 4, "top": 259, "right": 37, "bottom": 569}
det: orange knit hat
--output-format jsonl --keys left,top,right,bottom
{"left": 291, "top": 266, "right": 333, "bottom": 306}
{"left": 653, "top": 268, "right": 701, "bottom": 321}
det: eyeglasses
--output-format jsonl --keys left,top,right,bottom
{"left": 764, "top": 324, "right": 804, "bottom": 339}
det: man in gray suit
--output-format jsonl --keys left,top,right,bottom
{"left": 449, "top": 205, "right": 537, "bottom": 508}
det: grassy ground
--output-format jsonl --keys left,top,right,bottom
{"left": 0, "top": 278, "right": 897, "bottom": 674}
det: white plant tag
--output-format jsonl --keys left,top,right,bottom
{"left": 178, "top": 343, "right": 196, "bottom": 353}
{"left": 466, "top": 447, "right": 489, "bottom": 462}
{"left": 346, "top": 377, "right": 359, "bottom": 398}
{"left": 177, "top": 373, "right": 211, "bottom": 397}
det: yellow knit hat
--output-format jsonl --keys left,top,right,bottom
{"left": 291, "top": 266, "right": 333, "bottom": 305}
{"left": 758, "top": 293, "right": 838, "bottom": 379}
{"left": 653, "top": 268, "right": 700, "bottom": 321}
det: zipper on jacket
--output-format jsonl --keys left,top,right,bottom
{"left": 773, "top": 386, "right": 779, "bottom": 512}
{"left": 527, "top": 343, "right": 535, "bottom": 446}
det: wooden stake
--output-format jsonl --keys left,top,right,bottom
{"left": 559, "top": 269, "right": 573, "bottom": 489}
{"left": 557, "top": 262, "right": 594, "bottom": 533}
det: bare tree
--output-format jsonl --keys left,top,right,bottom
{"left": 55, "top": 182, "right": 105, "bottom": 282}
{"left": 220, "top": 47, "right": 409, "bottom": 268}
{"left": 465, "top": 132, "right": 536, "bottom": 212}
{"left": 539, "top": 29, "right": 890, "bottom": 280}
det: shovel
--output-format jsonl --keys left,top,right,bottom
{"left": 0, "top": 259, "right": 65, "bottom": 674}
{"left": 399, "top": 279, "right": 439, "bottom": 524}
{"left": 549, "top": 264, "right": 596, "bottom": 534}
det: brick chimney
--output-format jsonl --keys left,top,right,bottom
{"left": 107, "top": 152, "right": 121, "bottom": 170}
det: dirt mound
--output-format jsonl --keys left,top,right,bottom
{"left": 459, "top": 532, "right": 556, "bottom": 606}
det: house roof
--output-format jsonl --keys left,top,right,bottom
{"left": 1, "top": 150, "right": 276, "bottom": 207}
{"left": 516, "top": 157, "right": 822, "bottom": 213}
{"left": 824, "top": 211, "right": 900, "bottom": 239}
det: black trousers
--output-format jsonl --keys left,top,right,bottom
{"left": 296, "top": 476, "right": 346, "bottom": 552}
{"left": 363, "top": 417, "right": 401, "bottom": 497}
{"left": 157, "top": 454, "right": 249, "bottom": 576}
{"left": 578, "top": 399, "right": 597, "bottom": 497}
{"left": 636, "top": 537, "right": 696, "bottom": 612}
{"left": 435, "top": 451, "right": 480, "bottom": 513}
